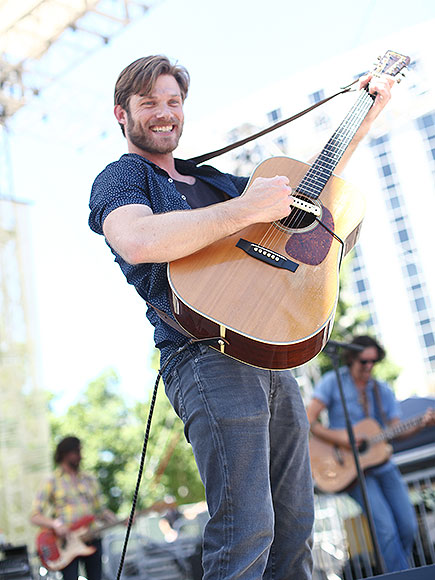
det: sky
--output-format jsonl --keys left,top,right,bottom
{"left": 5, "top": 0, "right": 435, "bottom": 410}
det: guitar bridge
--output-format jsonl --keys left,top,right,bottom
{"left": 236, "top": 238, "right": 299, "bottom": 272}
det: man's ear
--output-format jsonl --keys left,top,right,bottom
{"left": 114, "top": 104, "right": 127, "bottom": 127}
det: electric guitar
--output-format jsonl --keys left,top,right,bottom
{"left": 36, "top": 500, "right": 172, "bottom": 571}
{"left": 168, "top": 51, "right": 410, "bottom": 370}
{"left": 309, "top": 411, "right": 434, "bottom": 493}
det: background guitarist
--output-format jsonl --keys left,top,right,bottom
{"left": 306, "top": 334, "right": 434, "bottom": 573}
{"left": 89, "top": 55, "right": 394, "bottom": 580}
{"left": 30, "top": 436, "right": 117, "bottom": 580}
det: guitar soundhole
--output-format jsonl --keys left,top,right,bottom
{"left": 277, "top": 195, "right": 320, "bottom": 232}
{"left": 358, "top": 439, "right": 369, "bottom": 454}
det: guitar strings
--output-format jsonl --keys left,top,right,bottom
{"left": 257, "top": 89, "right": 374, "bottom": 253}
{"left": 287, "top": 89, "right": 374, "bottom": 229}
{"left": 259, "top": 89, "right": 372, "bottom": 249}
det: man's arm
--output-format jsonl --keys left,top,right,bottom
{"left": 335, "top": 72, "right": 395, "bottom": 174}
{"left": 30, "top": 513, "right": 69, "bottom": 537}
{"left": 306, "top": 398, "right": 364, "bottom": 449}
{"left": 103, "top": 175, "right": 294, "bottom": 264}
{"left": 305, "top": 73, "right": 395, "bottom": 173}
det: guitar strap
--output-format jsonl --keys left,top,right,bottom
{"left": 188, "top": 81, "right": 358, "bottom": 165}
{"left": 145, "top": 297, "right": 192, "bottom": 339}
{"left": 373, "top": 380, "right": 389, "bottom": 427}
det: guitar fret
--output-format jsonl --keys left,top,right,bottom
{"left": 370, "top": 414, "right": 425, "bottom": 445}
{"left": 298, "top": 89, "right": 374, "bottom": 199}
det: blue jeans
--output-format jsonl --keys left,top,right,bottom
{"left": 348, "top": 461, "right": 417, "bottom": 572}
{"left": 164, "top": 344, "right": 314, "bottom": 579}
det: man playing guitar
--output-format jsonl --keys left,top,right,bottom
{"left": 30, "top": 436, "right": 117, "bottom": 579}
{"left": 307, "top": 335, "right": 434, "bottom": 573}
{"left": 89, "top": 55, "right": 395, "bottom": 579}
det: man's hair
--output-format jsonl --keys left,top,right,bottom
{"left": 54, "top": 436, "right": 81, "bottom": 464}
{"left": 343, "top": 335, "right": 386, "bottom": 366}
{"left": 114, "top": 55, "right": 190, "bottom": 136}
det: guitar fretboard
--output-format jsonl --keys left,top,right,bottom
{"left": 370, "top": 414, "right": 425, "bottom": 445}
{"left": 298, "top": 88, "right": 375, "bottom": 200}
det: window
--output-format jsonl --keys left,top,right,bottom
{"left": 423, "top": 333, "right": 435, "bottom": 348}
{"left": 267, "top": 108, "right": 281, "bottom": 123}
{"left": 309, "top": 90, "right": 325, "bottom": 104}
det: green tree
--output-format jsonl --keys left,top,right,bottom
{"left": 49, "top": 366, "right": 204, "bottom": 517}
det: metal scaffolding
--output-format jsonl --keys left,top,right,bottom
{"left": 0, "top": 0, "right": 161, "bottom": 550}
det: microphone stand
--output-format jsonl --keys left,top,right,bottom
{"left": 323, "top": 341, "right": 386, "bottom": 575}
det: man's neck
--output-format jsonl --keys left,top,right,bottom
{"left": 127, "top": 145, "right": 195, "bottom": 184}
{"left": 128, "top": 144, "right": 176, "bottom": 175}
{"left": 60, "top": 462, "right": 79, "bottom": 476}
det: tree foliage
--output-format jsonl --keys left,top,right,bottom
{"left": 49, "top": 366, "right": 204, "bottom": 517}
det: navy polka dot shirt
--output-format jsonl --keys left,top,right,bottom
{"left": 89, "top": 153, "right": 248, "bottom": 371}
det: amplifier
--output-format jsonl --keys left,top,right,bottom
{"left": 0, "top": 544, "right": 32, "bottom": 579}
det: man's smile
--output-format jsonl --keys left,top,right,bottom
{"left": 151, "top": 124, "right": 175, "bottom": 133}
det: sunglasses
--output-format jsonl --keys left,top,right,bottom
{"left": 358, "top": 358, "right": 379, "bottom": 365}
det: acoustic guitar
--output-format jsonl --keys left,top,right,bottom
{"left": 36, "top": 500, "right": 172, "bottom": 571}
{"left": 309, "top": 411, "right": 433, "bottom": 493}
{"left": 168, "top": 51, "right": 410, "bottom": 370}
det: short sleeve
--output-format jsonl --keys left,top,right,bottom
{"left": 312, "top": 370, "right": 335, "bottom": 407}
{"left": 31, "top": 476, "right": 55, "bottom": 518}
{"left": 89, "top": 158, "right": 151, "bottom": 235}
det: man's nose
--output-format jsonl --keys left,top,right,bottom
{"left": 155, "top": 104, "right": 172, "bottom": 118}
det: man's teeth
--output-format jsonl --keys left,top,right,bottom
{"left": 152, "top": 125, "right": 173, "bottom": 132}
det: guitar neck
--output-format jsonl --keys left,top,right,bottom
{"left": 79, "top": 500, "right": 174, "bottom": 543}
{"left": 298, "top": 88, "right": 375, "bottom": 199}
{"left": 81, "top": 517, "right": 126, "bottom": 543}
{"left": 370, "top": 413, "right": 426, "bottom": 444}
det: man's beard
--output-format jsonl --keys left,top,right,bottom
{"left": 67, "top": 459, "right": 80, "bottom": 472}
{"left": 126, "top": 113, "right": 183, "bottom": 155}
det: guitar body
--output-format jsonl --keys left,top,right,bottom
{"left": 36, "top": 515, "right": 96, "bottom": 571}
{"left": 309, "top": 418, "right": 393, "bottom": 493}
{"left": 35, "top": 501, "right": 172, "bottom": 571}
{"left": 168, "top": 157, "right": 365, "bottom": 369}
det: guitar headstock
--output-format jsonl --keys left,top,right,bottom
{"left": 373, "top": 50, "right": 411, "bottom": 81}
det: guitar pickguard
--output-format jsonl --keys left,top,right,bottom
{"left": 285, "top": 205, "right": 335, "bottom": 265}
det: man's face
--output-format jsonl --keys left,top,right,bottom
{"left": 64, "top": 448, "right": 81, "bottom": 471}
{"left": 122, "top": 74, "right": 184, "bottom": 155}
{"left": 350, "top": 346, "right": 379, "bottom": 384}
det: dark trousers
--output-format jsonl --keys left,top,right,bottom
{"left": 61, "top": 540, "right": 102, "bottom": 580}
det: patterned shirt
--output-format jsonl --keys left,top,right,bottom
{"left": 31, "top": 468, "right": 105, "bottom": 526}
{"left": 88, "top": 153, "right": 248, "bottom": 375}
{"left": 312, "top": 366, "right": 401, "bottom": 429}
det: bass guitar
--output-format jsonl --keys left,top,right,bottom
{"left": 36, "top": 500, "right": 172, "bottom": 571}
{"left": 309, "top": 411, "right": 433, "bottom": 493}
{"left": 168, "top": 51, "right": 409, "bottom": 370}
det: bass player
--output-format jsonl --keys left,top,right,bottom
{"left": 30, "top": 436, "right": 117, "bottom": 580}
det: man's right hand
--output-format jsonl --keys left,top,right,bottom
{"left": 240, "top": 175, "right": 294, "bottom": 224}
{"left": 52, "top": 519, "right": 69, "bottom": 537}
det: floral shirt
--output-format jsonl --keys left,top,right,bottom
{"left": 31, "top": 467, "right": 105, "bottom": 527}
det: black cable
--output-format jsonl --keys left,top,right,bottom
{"left": 115, "top": 336, "right": 225, "bottom": 580}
